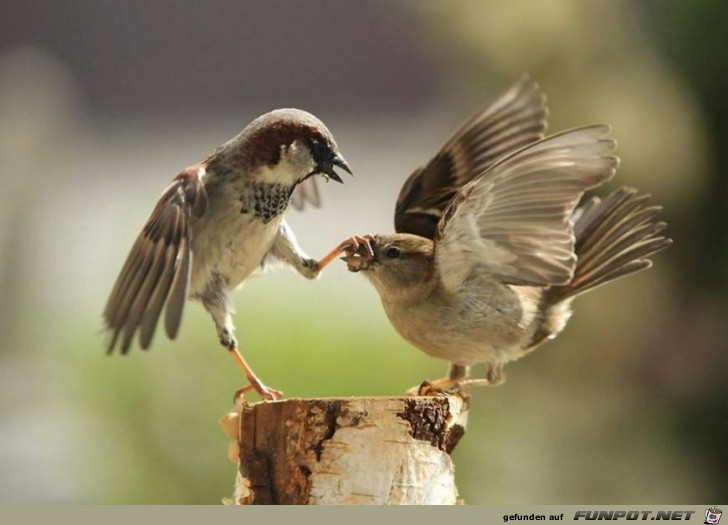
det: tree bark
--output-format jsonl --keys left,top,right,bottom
{"left": 220, "top": 396, "right": 468, "bottom": 505}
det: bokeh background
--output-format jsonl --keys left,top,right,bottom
{"left": 0, "top": 0, "right": 726, "bottom": 504}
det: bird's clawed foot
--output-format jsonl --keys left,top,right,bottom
{"left": 338, "top": 235, "right": 376, "bottom": 272}
{"left": 406, "top": 378, "right": 484, "bottom": 397}
{"left": 315, "top": 235, "right": 375, "bottom": 273}
{"left": 222, "top": 329, "right": 284, "bottom": 403}
{"left": 233, "top": 380, "right": 283, "bottom": 404}
{"left": 406, "top": 374, "right": 504, "bottom": 397}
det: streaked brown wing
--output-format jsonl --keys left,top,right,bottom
{"left": 103, "top": 165, "right": 208, "bottom": 354}
{"left": 290, "top": 177, "right": 321, "bottom": 210}
{"left": 553, "top": 186, "right": 672, "bottom": 299}
{"left": 394, "top": 76, "right": 548, "bottom": 239}
{"left": 434, "top": 126, "right": 618, "bottom": 293}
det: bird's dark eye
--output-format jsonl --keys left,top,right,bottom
{"left": 310, "top": 139, "right": 327, "bottom": 159}
{"left": 385, "top": 246, "right": 401, "bottom": 259}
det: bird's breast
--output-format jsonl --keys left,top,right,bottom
{"left": 237, "top": 180, "right": 294, "bottom": 223}
{"left": 379, "top": 281, "right": 541, "bottom": 366}
{"left": 188, "top": 178, "right": 289, "bottom": 294}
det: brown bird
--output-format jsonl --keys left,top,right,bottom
{"left": 103, "top": 109, "right": 352, "bottom": 400}
{"left": 339, "top": 79, "right": 672, "bottom": 393}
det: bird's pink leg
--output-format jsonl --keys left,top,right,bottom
{"left": 230, "top": 346, "right": 283, "bottom": 402}
{"left": 406, "top": 364, "right": 504, "bottom": 396}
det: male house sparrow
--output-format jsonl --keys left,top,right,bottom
{"left": 103, "top": 109, "right": 352, "bottom": 400}
{"left": 340, "top": 79, "right": 672, "bottom": 393}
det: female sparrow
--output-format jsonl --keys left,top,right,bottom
{"left": 339, "top": 79, "right": 671, "bottom": 393}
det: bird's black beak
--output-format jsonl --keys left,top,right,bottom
{"left": 307, "top": 141, "right": 353, "bottom": 183}
{"left": 332, "top": 154, "right": 352, "bottom": 176}
{"left": 322, "top": 154, "right": 351, "bottom": 183}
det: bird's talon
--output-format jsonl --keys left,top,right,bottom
{"left": 232, "top": 385, "right": 254, "bottom": 404}
{"left": 340, "top": 237, "right": 360, "bottom": 257}
{"left": 258, "top": 386, "right": 283, "bottom": 401}
{"left": 418, "top": 380, "right": 435, "bottom": 396}
{"left": 340, "top": 235, "right": 376, "bottom": 272}
{"left": 406, "top": 377, "right": 489, "bottom": 398}
{"left": 405, "top": 380, "right": 434, "bottom": 397}
{"left": 248, "top": 376, "right": 283, "bottom": 401}
{"left": 234, "top": 382, "right": 283, "bottom": 402}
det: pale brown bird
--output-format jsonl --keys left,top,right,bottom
{"left": 339, "top": 79, "right": 672, "bottom": 393}
{"left": 103, "top": 109, "right": 352, "bottom": 400}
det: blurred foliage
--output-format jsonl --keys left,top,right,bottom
{"left": 639, "top": 0, "right": 728, "bottom": 293}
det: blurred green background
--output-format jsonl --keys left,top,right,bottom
{"left": 0, "top": 0, "right": 726, "bottom": 504}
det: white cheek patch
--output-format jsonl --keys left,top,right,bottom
{"left": 257, "top": 163, "right": 307, "bottom": 187}
{"left": 287, "top": 141, "right": 316, "bottom": 176}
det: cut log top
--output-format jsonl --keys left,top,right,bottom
{"left": 220, "top": 396, "right": 469, "bottom": 505}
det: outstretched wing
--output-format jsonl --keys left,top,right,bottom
{"left": 435, "top": 126, "right": 618, "bottom": 293}
{"left": 548, "top": 186, "right": 672, "bottom": 301}
{"left": 394, "top": 76, "right": 548, "bottom": 239}
{"left": 103, "top": 165, "right": 208, "bottom": 353}
{"left": 290, "top": 177, "right": 321, "bottom": 210}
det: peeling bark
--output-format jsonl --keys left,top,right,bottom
{"left": 221, "top": 396, "right": 468, "bottom": 505}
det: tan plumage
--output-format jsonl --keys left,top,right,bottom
{"left": 435, "top": 125, "right": 618, "bottom": 291}
{"left": 340, "top": 78, "right": 672, "bottom": 392}
{"left": 548, "top": 186, "right": 671, "bottom": 302}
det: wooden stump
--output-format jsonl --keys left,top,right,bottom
{"left": 220, "top": 396, "right": 468, "bottom": 505}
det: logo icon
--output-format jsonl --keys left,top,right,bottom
{"left": 705, "top": 507, "right": 722, "bottom": 525}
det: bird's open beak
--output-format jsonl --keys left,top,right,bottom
{"left": 332, "top": 154, "right": 352, "bottom": 175}
{"left": 309, "top": 153, "right": 352, "bottom": 183}
{"left": 340, "top": 253, "right": 366, "bottom": 272}
{"left": 323, "top": 154, "right": 352, "bottom": 183}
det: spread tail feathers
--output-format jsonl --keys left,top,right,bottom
{"left": 548, "top": 186, "right": 672, "bottom": 302}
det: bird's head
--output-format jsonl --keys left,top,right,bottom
{"left": 215, "top": 108, "right": 352, "bottom": 186}
{"left": 342, "top": 233, "right": 435, "bottom": 298}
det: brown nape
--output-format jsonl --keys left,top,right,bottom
{"left": 547, "top": 186, "right": 672, "bottom": 303}
{"left": 206, "top": 109, "right": 335, "bottom": 173}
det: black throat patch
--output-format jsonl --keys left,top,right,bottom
{"left": 239, "top": 181, "right": 294, "bottom": 223}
